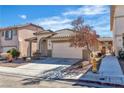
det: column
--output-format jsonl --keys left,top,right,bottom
{"left": 28, "top": 41, "right": 32, "bottom": 57}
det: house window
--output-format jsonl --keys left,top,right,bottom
{"left": 5, "top": 30, "right": 12, "bottom": 40}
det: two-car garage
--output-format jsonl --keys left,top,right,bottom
{"left": 52, "top": 42, "right": 83, "bottom": 59}
{"left": 50, "top": 29, "right": 90, "bottom": 59}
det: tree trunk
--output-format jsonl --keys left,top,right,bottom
{"left": 86, "top": 42, "right": 92, "bottom": 61}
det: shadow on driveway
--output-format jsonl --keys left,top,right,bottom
{"left": 32, "top": 57, "right": 81, "bottom": 65}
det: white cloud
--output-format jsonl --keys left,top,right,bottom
{"left": 33, "top": 14, "right": 110, "bottom": 36}
{"left": 18, "top": 14, "right": 27, "bottom": 19}
{"left": 32, "top": 5, "right": 111, "bottom": 37}
{"left": 83, "top": 13, "right": 110, "bottom": 37}
{"left": 63, "top": 6, "right": 109, "bottom": 16}
{"left": 33, "top": 16, "right": 73, "bottom": 31}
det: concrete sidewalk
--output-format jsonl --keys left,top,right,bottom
{"left": 99, "top": 55, "right": 123, "bottom": 76}
{"left": 79, "top": 56, "right": 124, "bottom": 86}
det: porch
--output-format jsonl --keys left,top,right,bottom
{"left": 25, "top": 35, "right": 52, "bottom": 58}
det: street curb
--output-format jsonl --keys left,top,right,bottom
{"left": 55, "top": 78, "right": 124, "bottom": 88}
{"left": 1, "top": 71, "right": 124, "bottom": 88}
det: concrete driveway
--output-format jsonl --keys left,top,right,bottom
{"left": 0, "top": 58, "right": 80, "bottom": 77}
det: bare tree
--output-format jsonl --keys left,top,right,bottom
{"left": 70, "top": 17, "right": 99, "bottom": 57}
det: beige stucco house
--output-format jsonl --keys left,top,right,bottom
{"left": 0, "top": 23, "right": 43, "bottom": 57}
{"left": 26, "top": 29, "right": 100, "bottom": 59}
{"left": 0, "top": 23, "right": 100, "bottom": 59}
{"left": 111, "top": 5, "right": 124, "bottom": 56}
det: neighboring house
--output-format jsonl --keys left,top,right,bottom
{"left": 111, "top": 5, "right": 124, "bottom": 56}
{"left": 98, "top": 37, "right": 113, "bottom": 53}
{"left": 26, "top": 29, "right": 99, "bottom": 59}
{"left": 0, "top": 23, "right": 43, "bottom": 57}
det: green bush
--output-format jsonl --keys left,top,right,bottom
{"left": 119, "top": 51, "right": 124, "bottom": 59}
{"left": 7, "top": 48, "right": 20, "bottom": 58}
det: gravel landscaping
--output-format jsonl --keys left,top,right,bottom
{"left": 38, "top": 60, "right": 91, "bottom": 80}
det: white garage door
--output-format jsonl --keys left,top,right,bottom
{"left": 3, "top": 47, "right": 16, "bottom": 52}
{"left": 52, "top": 42, "right": 83, "bottom": 59}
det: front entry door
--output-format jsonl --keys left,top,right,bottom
{"left": 40, "top": 40, "right": 47, "bottom": 56}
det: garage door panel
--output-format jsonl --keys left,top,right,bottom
{"left": 52, "top": 42, "right": 82, "bottom": 59}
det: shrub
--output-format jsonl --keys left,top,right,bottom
{"left": 118, "top": 49, "right": 124, "bottom": 59}
{"left": 7, "top": 48, "right": 20, "bottom": 58}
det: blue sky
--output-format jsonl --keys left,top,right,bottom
{"left": 0, "top": 5, "right": 112, "bottom": 37}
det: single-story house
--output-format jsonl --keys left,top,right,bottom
{"left": 26, "top": 29, "right": 99, "bottom": 59}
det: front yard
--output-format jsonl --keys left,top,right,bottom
{"left": 0, "top": 57, "right": 88, "bottom": 78}
{"left": 0, "top": 57, "right": 92, "bottom": 87}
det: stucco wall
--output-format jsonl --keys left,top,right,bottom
{"left": 0, "top": 31, "right": 19, "bottom": 52}
{"left": 18, "top": 29, "right": 36, "bottom": 57}
{"left": 115, "top": 6, "right": 124, "bottom": 17}
{"left": 0, "top": 32, "right": 18, "bottom": 47}
{"left": 113, "top": 6, "right": 124, "bottom": 56}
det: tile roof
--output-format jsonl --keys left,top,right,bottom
{"left": 52, "top": 29, "right": 75, "bottom": 38}
{"left": 0, "top": 23, "right": 44, "bottom": 31}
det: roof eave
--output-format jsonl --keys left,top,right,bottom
{"left": 0, "top": 23, "right": 44, "bottom": 31}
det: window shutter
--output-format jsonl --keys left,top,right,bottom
{"left": 2, "top": 31, "right": 4, "bottom": 36}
